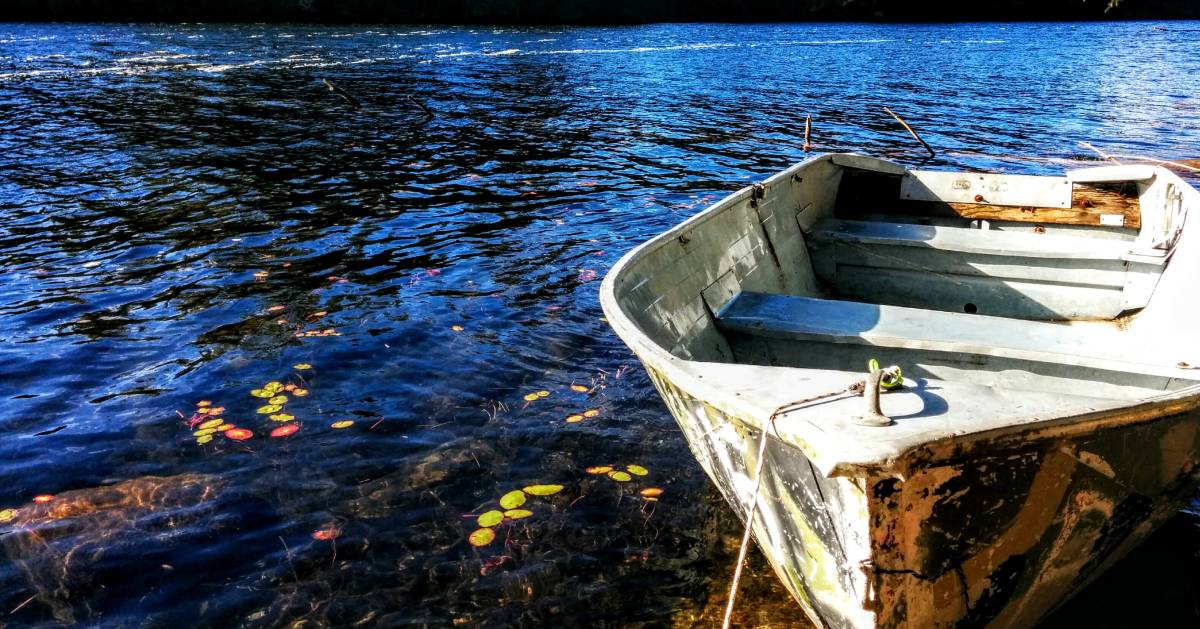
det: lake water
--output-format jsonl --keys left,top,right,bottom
{"left": 1, "top": 21, "right": 1199, "bottom": 627}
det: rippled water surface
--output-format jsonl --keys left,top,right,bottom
{"left": 2, "top": 21, "right": 1200, "bottom": 627}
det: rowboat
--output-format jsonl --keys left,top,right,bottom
{"left": 599, "top": 153, "right": 1200, "bottom": 627}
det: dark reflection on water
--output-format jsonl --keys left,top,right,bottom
{"left": 0, "top": 21, "right": 1198, "bottom": 626}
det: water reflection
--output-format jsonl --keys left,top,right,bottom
{"left": 0, "top": 21, "right": 1198, "bottom": 626}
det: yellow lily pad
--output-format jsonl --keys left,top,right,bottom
{"left": 292, "top": 389, "right": 309, "bottom": 397}
{"left": 504, "top": 509, "right": 533, "bottom": 520}
{"left": 215, "top": 424, "right": 235, "bottom": 431}
{"left": 199, "top": 418, "right": 223, "bottom": 430}
{"left": 451, "top": 325, "right": 464, "bottom": 332}
{"left": 330, "top": 420, "right": 354, "bottom": 429}
{"left": 608, "top": 471, "right": 632, "bottom": 482}
{"left": 294, "top": 363, "right": 313, "bottom": 370}
{"left": 522, "top": 393, "right": 539, "bottom": 402}
{"left": 570, "top": 384, "right": 588, "bottom": 393}
{"left": 468, "top": 528, "right": 495, "bottom": 547}
{"left": 583, "top": 409, "right": 600, "bottom": 418}
{"left": 478, "top": 510, "right": 505, "bottom": 527}
{"left": 565, "top": 414, "right": 584, "bottom": 423}
{"left": 269, "top": 413, "right": 295, "bottom": 422}
{"left": 250, "top": 389, "right": 273, "bottom": 398}
{"left": 196, "top": 400, "right": 212, "bottom": 408}
{"left": 499, "top": 490, "right": 527, "bottom": 510}
{"left": 196, "top": 435, "right": 214, "bottom": 444}
{"left": 640, "top": 487, "right": 664, "bottom": 498}
{"left": 536, "top": 390, "right": 550, "bottom": 398}
{"left": 268, "top": 395, "right": 288, "bottom": 405}
{"left": 626, "top": 464, "right": 649, "bottom": 476}
{"left": 193, "top": 428, "right": 217, "bottom": 437}
{"left": 256, "top": 404, "right": 282, "bottom": 414}
{"left": 0, "top": 508, "right": 16, "bottom": 523}
{"left": 585, "top": 466, "right": 613, "bottom": 475}
{"left": 522, "top": 484, "right": 564, "bottom": 496}
{"left": 264, "top": 381, "right": 283, "bottom": 392}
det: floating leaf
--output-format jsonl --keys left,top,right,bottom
{"left": 196, "top": 400, "right": 212, "bottom": 408}
{"left": 293, "top": 363, "right": 313, "bottom": 370}
{"left": 565, "top": 414, "right": 584, "bottom": 423}
{"left": 330, "top": 420, "right": 354, "bottom": 429}
{"left": 269, "top": 413, "right": 295, "bottom": 422}
{"left": 199, "top": 418, "right": 223, "bottom": 430}
{"left": 193, "top": 428, "right": 217, "bottom": 437}
{"left": 640, "top": 487, "right": 664, "bottom": 498}
{"left": 284, "top": 384, "right": 298, "bottom": 392}
{"left": 522, "top": 393, "right": 539, "bottom": 402}
{"left": 196, "top": 435, "right": 214, "bottom": 444}
{"left": 608, "top": 471, "right": 632, "bottom": 482}
{"left": 268, "top": 395, "right": 288, "bottom": 405}
{"left": 536, "top": 390, "right": 550, "bottom": 398}
{"left": 522, "top": 484, "right": 564, "bottom": 496}
{"left": 312, "top": 528, "right": 341, "bottom": 541}
{"left": 477, "top": 510, "right": 505, "bottom": 527}
{"left": 570, "top": 384, "right": 588, "bottom": 393}
{"left": 270, "top": 424, "right": 299, "bottom": 438}
{"left": 499, "top": 490, "right": 527, "bottom": 510}
{"left": 626, "top": 464, "right": 649, "bottom": 476}
{"left": 585, "top": 466, "right": 613, "bottom": 475}
{"left": 468, "top": 528, "right": 495, "bottom": 547}
{"left": 583, "top": 409, "right": 600, "bottom": 418}
{"left": 250, "top": 389, "right": 273, "bottom": 398}
{"left": 292, "top": 389, "right": 309, "bottom": 397}
{"left": 215, "top": 424, "right": 235, "bottom": 431}
{"left": 451, "top": 325, "right": 464, "bottom": 332}
{"left": 224, "top": 428, "right": 253, "bottom": 441}
{"left": 264, "top": 381, "right": 284, "bottom": 392}
{"left": 504, "top": 509, "right": 533, "bottom": 520}
{"left": 0, "top": 509, "right": 16, "bottom": 522}
{"left": 257, "top": 404, "right": 282, "bottom": 414}
{"left": 207, "top": 406, "right": 225, "bottom": 415}
{"left": 32, "top": 495, "right": 54, "bottom": 504}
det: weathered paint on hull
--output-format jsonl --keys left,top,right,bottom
{"left": 641, "top": 358, "right": 1200, "bottom": 628}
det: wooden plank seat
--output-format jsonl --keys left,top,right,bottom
{"left": 806, "top": 219, "right": 1164, "bottom": 320}
{"left": 715, "top": 291, "right": 1196, "bottom": 381}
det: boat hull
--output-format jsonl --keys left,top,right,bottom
{"left": 640, "top": 358, "right": 1200, "bottom": 628}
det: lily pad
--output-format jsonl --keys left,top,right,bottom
{"left": 477, "top": 510, "right": 505, "bottom": 527}
{"left": 269, "top": 413, "right": 295, "bottom": 422}
{"left": 522, "top": 393, "right": 539, "bottom": 402}
{"left": 268, "top": 395, "right": 288, "bottom": 405}
{"left": 193, "top": 428, "right": 217, "bottom": 437}
{"left": 468, "top": 528, "right": 495, "bottom": 547}
{"left": 585, "top": 466, "right": 613, "bottom": 475}
{"left": 626, "top": 464, "right": 649, "bottom": 476}
{"left": 216, "top": 423, "right": 235, "bottom": 431}
{"left": 503, "top": 509, "right": 533, "bottom": 520}
{"left": 224, "top": 428, "right": 253, "bottom": 441}
{"left": 250, "top": 389, "right": 273, "bottom": 398}
{"left": 196, "top": 400, "right": 212, "bottom": 408}
{"left": 292, "top": 389, "right": 309, "bottom": 397}
{"left": 536, "top": 390, "right": 550, "bottom": 398}
{"left": 270, "top": 424, "right": 299, "bottom": 438}
{"left": 32, "top": 495, "right": 54, "bottom": 504}
{"left": 583, "top": 409, "right": 600, "bottom": 418}
{"left": 196, "top": 435, "right": 214, "bottom": 444}
{"left": 608, "top": 471, "right": 632, "bottom": 482}
{"left": 570, "top": 384, "right": 588, "bottom": 393}
{"left": 199, "top": 418, "right": 223, "bottom": 430}
{"left": 256, "top": 404, "right": 282, "bottom": 414}
{"left": 330, "top": 420, "right": 354, "bottom": 429}
{"left": 451, "top": 325, "right": 464, "bottom": 332}
{"left": 640, "top": 487, "right": 664, "bottom": 498}
{"left": 264, "top": 381, "right": 283, "bottom": 392}
{"left": 499, "top": 490, "right": 527, "bottom": 510}
{"left": 565, "top": 414, "right": 584, "bottom": 423}
{"left": 0, "top": 509, "right": 16, "bottom": 523}
{"left": 293, "top": 363, "right": 313, "bottom": 370}
{"left": 522, "top": 484, "right": 564, "bottom": 496}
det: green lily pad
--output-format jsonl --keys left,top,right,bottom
{"left": 256, "top": 404, "right": 282, "bottom": 414}
{"left": 499, "top": 490, "right": 527, "bottom": 510}
{"left": 468, "top": 528, "right": 495, "bottom": 547}
{"left": 608, "top": 471, "right": 632, "bottom": 482}
{"left": 250, "top": 389, "right": 273, "bottom": 398}
{"left": 522, "top": 484, "right": 564, "bottom": 496}
{"left": 477, "top": 510, "right": 504, "bottom": 527}
{"left": 504, "top": 509, "right": 533, "bottom": 520}
{"left": 626, "top": 464, "right": 649, "bottom": 476}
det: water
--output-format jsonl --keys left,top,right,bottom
{"left": 1, "top": 21, "right": 1198, "bottom": 627}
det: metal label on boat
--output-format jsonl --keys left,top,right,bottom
{"left": 901, "top": 170, "right": 1073, "bottom": 208}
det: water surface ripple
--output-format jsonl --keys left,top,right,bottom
{"left": 1, "top": 22, "right": 1198, "bottom": 627}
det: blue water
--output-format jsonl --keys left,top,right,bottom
{"left": 0, "top": 21, "right": 1198, "bottom": 626}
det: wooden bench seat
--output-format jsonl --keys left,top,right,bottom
{"left": 715, "top": 291, "right": 1194, "bottom": 380}
{"left": 806, "top": 219, "right": 1164, "bottom": 320}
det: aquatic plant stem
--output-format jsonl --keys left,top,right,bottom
{"left": 883, "top": 106, "right": 936, "bottom": 159}
{"left": 721, "top": 421, "right": 771, "bottom": 629}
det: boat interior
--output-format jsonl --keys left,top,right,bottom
{"left": 611, "top": 154, "right": 1200, "bottom": 410}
